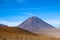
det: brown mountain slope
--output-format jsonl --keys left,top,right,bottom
{"left": 0, "top": 26, "right": 37, "bottom": 35}
{"left": 0, "top": 26, "right": 60, "bottom": 40}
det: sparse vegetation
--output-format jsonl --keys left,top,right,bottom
{"left": 0, "top": 26, "right": 60, "bottom": 40}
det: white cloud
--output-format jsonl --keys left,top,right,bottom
{"left": 0, "top": 16, "right": 26, "bottom": 27}
{"left": 45, "top": 20, "right": 60, "bottom": 28}
{"left": 0, "top": 13, "right": 34, "bottom": 27}
{"left": 0, "top": 20, "right": 22, "bottom": 27}
{"left": 16, "top": 0, "right": 27, "bottom": 4}
{"left": 8, "top": 16, "right": 25, "bottom": 21}
{"left": 17, "top": 0, "right": 26, "bottom": 1}
{"left": 2, "top": 0, "right": 27, "bottom": 4}
{"left": 24, "top": 13, "right": 35, "bottom": 16}
{"left": 0, "top": 16, "right": 25, "bottom": 27}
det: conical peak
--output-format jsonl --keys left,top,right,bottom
{"left": 30, "top": 16, "right": 38, "bottom": 18}
{"left": 29, "top": 16, "right": 40, "bottom": 20}
{"left": 18, "top": 16, "right": 54, "bottom": 31}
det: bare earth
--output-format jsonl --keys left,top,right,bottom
{"left": 0, "top": 26, "right": 60, "bottom": 40}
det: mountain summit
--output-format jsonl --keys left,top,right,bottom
{"left": 18, "top": 16, "right": 54, "bottom": 31}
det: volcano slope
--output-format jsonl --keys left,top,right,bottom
{"left": 35, "top": 28, "right": 60, "bottom": 38}
{"left": 18, "top": 16, "right": 54, "bottom": 32}
{"left": 0, "top": 26, "right": 60, "bottom": 40}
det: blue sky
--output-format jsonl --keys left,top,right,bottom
{"left": 0, "top": 0, "right": 60, "bottom": 27}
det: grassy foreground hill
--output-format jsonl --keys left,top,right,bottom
{"left": 0, "top": 26, "right": 60, "bottom": 40}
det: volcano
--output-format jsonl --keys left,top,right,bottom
{"left": 18, "top": 16, "right": 54, "bottom": 32}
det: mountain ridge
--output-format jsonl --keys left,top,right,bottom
{"left": 0, "top": 24, "right": 7, "bottom": 27}
{"left": 18, "top": 16, "right": 55, "bottom": 32}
